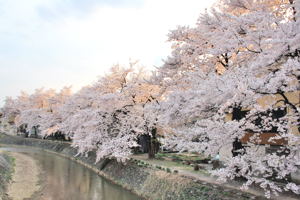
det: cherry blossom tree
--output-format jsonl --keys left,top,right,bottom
{"left": 59, "top": 64, "right": 161, "bottom": 161}
{"left": 160, "top": 0, "right": 300, "bottom": 197}
{"left": 1, "top": 87, "right": 72, "bottom": 138}
{"left": 0, "top": 0, "right": 299, "bottom": 197}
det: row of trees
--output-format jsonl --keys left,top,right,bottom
{"left": 1, "top": 64, "right": 163, "bottom": 161}
{"left": 1, "top": 0, "right": 300, "bottom": 197}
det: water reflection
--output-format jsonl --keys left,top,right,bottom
{"left": 0, "top": 146, "right": 140, "bottom": 200}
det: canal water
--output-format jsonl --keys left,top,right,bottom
{"left": 0, "top": 146, "right": 141, "bottom": 200}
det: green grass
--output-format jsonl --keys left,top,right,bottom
{"left": 156, "top": 152, "right": 209, "bottom": 163}
{"left": 131, "top": 153, "right": 211, "bottom": 177}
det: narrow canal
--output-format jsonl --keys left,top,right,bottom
{"left": 0, "top": 146, "right": 141, "bottom": 200}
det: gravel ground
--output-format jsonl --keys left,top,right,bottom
{"left": 6, "top": 152, "right": 41, "bottom": 200}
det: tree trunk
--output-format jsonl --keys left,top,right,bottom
{"left": 148, "top": 128, "right": 158, "bottom": 159}
{"left": 148, "top": 138, "right": 156, "bottom": 159}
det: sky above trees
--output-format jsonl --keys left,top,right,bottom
{"left": 0, "top": 0, "right": 215, "bottom": 106}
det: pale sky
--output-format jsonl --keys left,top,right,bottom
{"left": 0, "top": 0, "right": 215, "bottom": 105}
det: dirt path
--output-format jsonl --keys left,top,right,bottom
{"left": 7, "top": 152, "right": 41, "bottom": 200}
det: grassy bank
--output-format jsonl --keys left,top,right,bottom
{"left": 0, "top": 151, "right": 14, "bottom": 200}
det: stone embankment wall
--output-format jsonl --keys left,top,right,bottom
{"left": 0, "top": 134, "right": 261, "bottom": 200}
{"left": 0, "top": 152, "right": 14, "bottom": 200}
